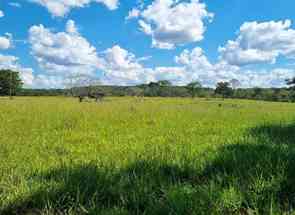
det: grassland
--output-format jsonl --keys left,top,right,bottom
{"left": 0, "top": 97, "right": 295, "bottom": 214}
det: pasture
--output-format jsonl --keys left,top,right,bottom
{"left": 1, "top": 97, "right": 295, "bottom": 214}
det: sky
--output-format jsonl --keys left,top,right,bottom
{"left": 1, "top": 0, "right": 295, "bottom": 88}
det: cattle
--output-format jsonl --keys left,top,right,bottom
{"left": 78, "top": 92, "right": 105, "bottom": 102}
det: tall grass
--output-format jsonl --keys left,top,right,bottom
{"left": 1, "top": 97, "right": 295, "bottom": 214}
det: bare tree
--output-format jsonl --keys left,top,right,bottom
{"left": 65, "top": 74, "right": 104, "bottom": 102}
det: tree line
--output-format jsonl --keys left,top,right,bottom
{"left": 1, "top": 69, "right": 295, "bottom": 102}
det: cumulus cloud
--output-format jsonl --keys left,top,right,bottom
{"left": 25, "top": 18, "right": 295, "bottom": 88}
{"left": 101, "top": 45, "right": 155, "bottom": 85}
{"left": 0, "top": 53, "right": 68, "bottom": 89}
{"left": 101, "top": 45, "right": 189, "bottom": 86}
{"left": 9, "top": 2, "right": 22, "bottom": 8}
{"left": 126, "top": 8, "right": 140, "bottom": 20}
{"left": 109, "top": 46, "right": 293, "bottom": 88}
{"left": 65, "top": 19, "right": 78, "bottom": 34}
{"left": 30, "top": 0, "right": 119, "bottom": 17}
{"left": 127, "top": 0, "right": 213, "bottom": 49}
{"left": 0, "top": 35, "right": 11, "bottom": 50}
{"left": 27, "top": 39, "right": 295, "bottom": 88}
{"left": 220, "top": 20, "right": 295, "bottom": 66}
{"left": 0, "top": 10, "right": 4, "bottom": 18}
{"left": 28, "top": 20, "right": 157, "bottom": 87}
{"left": 27, "top": 20, "right": 107, "bottom": 88}
{"left": 152, "top": 67, "right": 187, "bottom": 85}
{"left": 103, "top": 45, "right": 215, "bottom": 85}
{"left": 175, "top": 47, "right": 295, "bottom": 88}
{"left": 0, "top": 54, "right": 18, "bottom": 68}
{"left": 29, "top": 20, "right": 103, "bottom": 76}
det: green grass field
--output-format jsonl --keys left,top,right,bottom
{"left": 1, "top": 97, "right": 295, "bottom": 214}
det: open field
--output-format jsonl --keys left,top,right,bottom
{"left": 1, "top": 97, "right": 295, "bottom": 214}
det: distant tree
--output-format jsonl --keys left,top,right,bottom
{"left": 65, "top": 74, "right": 103, "bottom": 102}
{"left": 0, "top": 69, "right": 23, "bottom": 99}
{"left": 186, "top": 81, "right": 202, "bottom": 98}
{"left": 143, "top": 81, "right": 172, "bottom": 97}
{"left": 124, "top": 87, "right": 144, "bottom": 97}
{"left": 215, "top": 82, "right": 233, "bottom": 98}
{"left": 253, "top": 87, "right": 263, "bottom": 99}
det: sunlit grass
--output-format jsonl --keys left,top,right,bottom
{"left": 1, "top": 97, "right": 295, "bottom": 214}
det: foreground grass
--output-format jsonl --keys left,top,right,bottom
{"left": 1, "top": 97, "right": 295, "bottom": 214}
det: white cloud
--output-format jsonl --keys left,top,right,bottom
{"left": 101, "top": 45, "right": 155, "bottom": 85}
{"left": 30, "top": 0, "right": 119, "bottom": 17}
{"left": 28, "top": 20, "right": 160, "bottom": 87}
{"left": 128, "top": 0, "right": 213, "bottom": 49}
{"left": 27, "top": 41, "right": 294, "bottom": 88}
{"left": 31, "top": 74, "right": 65, "bottom": 88}
{"left": 28, "top": 20, "right": 106, "bottom": 88}
{"left": 0, "top": 54, "right": 18, "bottom": 68}
{"left": 0, "top": 33, "right": 13, "bottom": 49}
{"left": 175, "top": 47, "right": 295, "bottom": 88}
{"left": 20, "top": 69, "right": 34, "bottom": 86}
{"left": 126, "top": 8, "right": 140, "bottom": 20}
{"left": 220, "top": 20, "right": 295, "bottom": 66}
{"left": 66, "top": 19, "right": 78, "bottom": 34}
{"left": 175, "top": 47, "right": 213, "bottom": 71}
{"left": 29, "top": 20, "right": 103, "bottom": 76}
{"left": 0, "top": 10, "right": 4, "bottom": 18}
{"left": 9, "top": 2, "right": 22, "bottom": 8}
{"left": 24, "top": 18, "right": 295, "bottom": 88}
{"left": 237, "top": 68, "right": 295, "bottom": 88}
{"left": 0, "top": 36, "right": 11, "bottom": 50}
{"left": 101, "top": 45, "right": 190, "bottom": 86}
{"left": 0, "top": 53, "right": 68, "bottom": 89}
{"left": 152, "top": 67, "right": 187, "bottom": 85}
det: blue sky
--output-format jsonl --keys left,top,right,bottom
{"left": 0, "top": 0, "right": 295, "bottom": 88}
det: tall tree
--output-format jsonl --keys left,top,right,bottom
{"left": 215, "top": 82, "right": 233, "bottom": 98}
{"left": 65, "top": 74, "right": 101, "bottom": 96}
{"left": 186, "top": 81, "right": 202, "bottom": 98}
{"left": 0, "top": 69, "right": 23, "bottom": 98}
{"left": 253, "top": 87, "right": 263, "bottom": 99}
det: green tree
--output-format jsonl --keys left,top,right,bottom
{"left": 186, "top": 81, "right": 202, "bottom": 98}
{"left": 215, "top": 82, "right": 233, "bottom": 98}
{"left": 0, "top": 69, "right": 23, "bottom": 98}
{"left": 253, "top": 87, "right": 263, "bottom": 99}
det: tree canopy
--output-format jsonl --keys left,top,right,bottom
{"left": 0, "top": 70, "right": 23, "bottom": 97}
{"left": 215, "top": 82, "right": 233, "bottom": 98}
{"left": 186, "top": 81, "right": 202, "bottom": 98}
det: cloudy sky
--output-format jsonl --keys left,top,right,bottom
{"left": 1, "top": 0, "right": 295, "bottom": 88}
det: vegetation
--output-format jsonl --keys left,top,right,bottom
{"left": 185, "top": 81, "right": 202, "bottom": 98}
{"left": 215, "top": 82, "right": 233, "bottom": 98}
{"left": 12, "top": 79, "right": 295, "bottom": 103}
{"left": 0, "top": 69, "right": 23, "bottom": 98}
{"left": 1, "top": 97, "right": 295, "bottom": 214}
